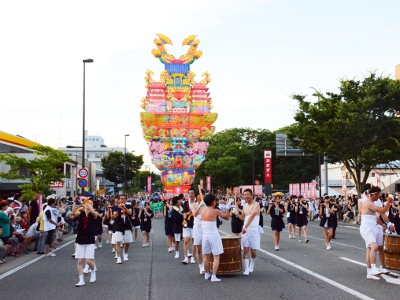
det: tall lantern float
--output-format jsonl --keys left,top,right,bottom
{"left": 140, "top": 34, "right": 217, "bottom": 195}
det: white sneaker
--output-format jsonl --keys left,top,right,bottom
{"left": 116, "top": 257, "right": 122, "bottom": 264}
{"left": 46, "top": 252, "right": 56, "bottom": 257}
{"left": 112, "top": 248, "right": 115, "bottom": 253}
{"left": 190, "top": 257, "right": 196, "bottom": 264}
{"left": 367, "top": 274, "right": 380, "bottom": 280}
{"left": 83, "top": 265, "right": 90, "bottom": 274}
{"left": 90, "top": 270, "right": 96, "bottom": 283}
{"left": 378, "top": 267, "right": 389, "bottom": 274}
{"left": 243, "top": 269, "right": 249, "bottom": 276}
{"left": 326, "top": 244, "right": 331, "bottom": 250}
{"left": 124, "top": 254, "right": 129, "bottom": 262}
{"left": 204, "top": 272, "right": 211, "bottom": 280}
{"left": 275, "top": 245, "right": 280, "bottom": 251}
{"left": 175, "top": 253, "right": 179, "bottom": 259}
{"left": 371, "top": 268, "right": 382, "bottom": 276}
{"left": 187, "top": 252, "right": 192, "bottom": 257}
{"left": 168, "top": 247, "right": 172, "bottom": 252}
{"left": 249, "top": 263, "right": 254, "bottom": 273}
{"left": 114, "top": 254, "right": 118, "bottom": 259}
{"left": 211, "top": 276, "right": 221, "bottom": 282}
{"left": 298, "top": 239, "right": 302, "bottom": 243}
{"left": 181, "top": 258, "right": 189, "bottom": 264}
{"left": 75, "top": 281, "right": 85, "bottom": 287}
{"left": 143, "top": 244, "right": 146, "bottom": 248}
{"left": 288, "top": 235, "right": 291, "bottom": 239}
{"left": 106, "top": 241, "right": 110, "bottom": 245}
{"left": 98, "top": 243, "right": 102, "bottom": 248}
{"left": 146, "top": 243, "right": 149, "bottom": 247}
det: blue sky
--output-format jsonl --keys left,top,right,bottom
{"left": 1, "top": 0, "right": 399, "bottom": 170}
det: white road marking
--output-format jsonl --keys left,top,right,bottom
{"left": 340, "top": 257, "right": 400, "bottom": 285}
{"left": 263, "top": 226, "right": 365, "bottom": 251}
{"left": 339, "top": 225, "right": 359, "bottom": 230}
{"left": 219, "top": 230, "right": 374, "bottom": 300}
{"left": 0, "top": 239, "right": 75, "bottom": 281}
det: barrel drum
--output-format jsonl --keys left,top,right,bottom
{"left": 210, "top": 236, "right": 242, "bottom": 273}
{"left": 383, "top": 235, "right": 400, "bottom": 271}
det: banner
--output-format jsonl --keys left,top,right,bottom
{"left": 304, "top": 183, "right": 309, "bottom": 198}
{"left": 206, "top": 176, "right": 211, "bottom": 192}
{"left": 342, "top": 173, "right": 347, "bottom": 192}
{"left": 301, "top": 183, "right": 305, "bottom": 196}
{"left": 200, "top": 179, "right": 204, "bottom": 190}
{"left": 375, "top": 171, "right": 380, "bottom": 187}
{"left": 147, "top": 176, "right": 152, "bottom": 194}
{"left": 289, "top": 184, "right": 293, "bottom": 196}
{"left": 264, "top": 149, "right": 272, "bottom": 183}
{"left": 310, "top": 182, "right": 317, "bottom": 198}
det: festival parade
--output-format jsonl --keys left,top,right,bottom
{"left": 1, "top": 2, "right": 400, "bottom": 300}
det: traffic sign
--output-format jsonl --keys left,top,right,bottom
{"left": 78, "top": 178, "right": 88, "bottom": 188}
{"left": 78, "top": 168, "right": 88, "bottom": 178}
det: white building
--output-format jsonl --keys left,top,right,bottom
{"left": 59, "top": 131, "right": 126, "bottom": 185}
{"left": 322, "top": 162, "right": 400, "bottom": 195}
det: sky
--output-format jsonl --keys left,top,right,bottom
{"left": 1, "top": 0, "right": 399, "bottom": 172}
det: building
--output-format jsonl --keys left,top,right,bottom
{"left": 59, "top": 131, "right": 127, "bottom": 189}
{"left": 0, "top": 131, "right": 95, "bottom": 196}
{"left": 322, "top": 162, "right": 400, "bottom": 195}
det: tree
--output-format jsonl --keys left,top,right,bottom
{"left": 101, "top": 151, "right": 144, "bottom": 185}
{"left": 0, "top": 145, "right": 71, "bottom": 199}
{"left": 287, "top": 73, "right": 400, "bottom": 195}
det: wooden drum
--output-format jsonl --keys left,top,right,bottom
{"left": 383, "top": 235, "right": 400, "bottom": 271}
{"left": 210, "top": 236, "right": 242, "bottom": 273}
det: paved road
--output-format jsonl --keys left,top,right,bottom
{"left": 1, "top": 216, "right": 399, "bottom": 300}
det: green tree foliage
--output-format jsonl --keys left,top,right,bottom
{"left": 101, "top": 151, "right": 143, "bottom": 185}
{"left": 287, "top": 73, "right": 400, "bottom": 194}
{"left": 0, "top": 145, "right": 70, "bottom": 199}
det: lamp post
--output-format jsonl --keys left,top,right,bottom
{"left": 124, "top": 134, "right": 130, "bottom": 195}
{"left": 249, "top": 133, "right": 255, "bottom": 194}
{"left": 82, "top": 58, "right": 93, "bottom": 195}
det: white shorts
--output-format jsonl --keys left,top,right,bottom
{"left": 111, "top": 233, "right": 116, "bottom": 244}
{"left": 360, "top": 225, "right": 379, "bottom": 248}
{"left": 133, "top": 226, "right": 140, "bottom": 229}
{"left": 114, "top": 230, "right": 133, "bottom": 244}
{"left": 376, "top": 224, "right": 383, "bottom": 246}
{"left": 183, "top": 227, "right": 193, "bottom": 238}
{"left": 193, "top": 224, "right": 203, "bottom": 246}
{"left": 241, "top": 228, "right": 260, "bottom": 250}
{"left": 202, "top": 232, "right": 224, "bottom": 255}
{"left": 75, "top": 244, "right": 95, "bottom": 259}
{"left": 174, "top": 233, "right": 181, "bottom": 241}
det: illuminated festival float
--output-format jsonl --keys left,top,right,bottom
{"left": 140, "top": 34, "right": 217, "bottom": 195}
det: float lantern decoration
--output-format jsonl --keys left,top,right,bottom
{"left": 140, "top": 34, "right": 217, "bottom": 194}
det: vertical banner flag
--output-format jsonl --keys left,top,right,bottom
{"left": 206, "top": 176, "right": 211, "bottom": 192}
{"left": 301, "top": 183, "right": 305, "bottom": 196}
{"left": 264, "top": 149, "right": 272, "bottom": 183}
{"left": 200, "top": 179, "right": 204, "bottom": 190}
{"left": 310, "top": 182, "right": 317, "bottom": 198}
{"left": 295, "top": 183, "right": 300, "bottom": 196}
{"left": 375, "top": 171, "right": 380, "bottom": 187}
{"left": 147, "top": 176, "right": 152, "bottom": 194}
{"left": 305, "top": 183, "right": 309, "bottom": 198}
{"left": 342, "top": 172, "right": 347, "bottom": 192}
{"left": 289, "top": 184, "right": 293, "bottom": 196}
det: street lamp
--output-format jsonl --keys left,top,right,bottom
{"left": 248, "top": 133, "right": 255, "bottom": 194}
{"left": 82, "top": 58, "right": 93, "bottom": 195}
{"left": 124, "top": 134, "right": 130, "bottom": 195}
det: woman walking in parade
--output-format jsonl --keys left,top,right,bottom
{"left": 267, "top": 197, "right": 285, "bottom": 251}
{"left": 139, "top": 202, "right": 154, "bottom": 247}
{"left": 171, "top": 196, "right": 184, "bottom": 259}
{"left": 285, "top": 196, "right": 297, "bottom": 239}
{"left": 230, "top": 197, "right": 244, "bottom": 236}
{"left": 295, "top": 195, "right": 309, "bottom": 243}
{"left": 319, "top": 195, "right": 337, "bottom": 250}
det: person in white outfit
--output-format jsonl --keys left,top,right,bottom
{"left": 201, "top": 193, "right": 230, "bottom": 282}
{"left": 237, "top": 189, "right": 261, "bottom": 275}
{"left": 359, "top": 186, "right": 393, "bottom": 280}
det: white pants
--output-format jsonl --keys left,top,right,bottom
{"left": 75, "top": 244, "right": 95, "bottom": 259}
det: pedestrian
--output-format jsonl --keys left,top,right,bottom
{"left": 285, "top": 196, "right": 297, "bottom": 239}
{"left": 171, "top": 196, "right": 184, "bottom": 259}
{"left": 267, "top": 197, "right": 285, "bottom": 250}
{"left": 201, "top": 193, "right": 230, "bottom": 282}
{"left": 73, "top": 199, "right": 98, "bottom": 287}
{"left": 181, "top": 188, "right": 196, "bottom": 264}
{"left": 295, "top": 196, "right": 309, "bottom": 243}
{"left": 319, "top": 196, "right": 337, "bottom": 250}
{"left": 43, "top": 198, "right": 60, "bottom": 257}
{"left": 230, "top": 197, "right": 244, "bottom": 236}
{"left": 139, "top": 202, "right": 154, "bottom": 247}
{"left": 237, "top": 189, "right": 261, "bottom": 275}
{"left": 28, "top": 194, "right": 40, "bottom": 226}
{"left": 191, "top": 188, "right": 206, "bottom": 275}
{"left": 163, "top": 198, "right": 175, "bottom": 252}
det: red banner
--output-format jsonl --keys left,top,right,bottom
{"left": 206, "top": 176, "right": 211, "bottom": 192}
{"left": 200, "top": 179, "right": 204, "bottom": 190}
{"left": 50, "top": 181, "right": 64, "bottom": 188}
{"left": 264, "top": 149, "right": 272, "bottom": 183}
{"left": 289, "top": 184, "right": 293, "bottom": 196}
{"left": 147, "top": 176, "right": 152, "bottom": 194}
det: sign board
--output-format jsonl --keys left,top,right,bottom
{"left": 50, "top": 181, "right": 64, "bottom": 188}
{"left": 78, "top": 168, "right": 88, "bottom": 178}
{"left": 264, "top": 149, "right": 272, "bottom": 183}
{"left": 206, "top": 176, "right": 211, "bottom": 192}
{"left": 275, "top": 133, "right": 312, "bottom": 157}
{"left": 78, "top": 178, "right": 88, "bottom": 188}
{"left": 147, "top": 176, "right": 152, "bottom": 194}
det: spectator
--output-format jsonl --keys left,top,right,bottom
{"left": 0, "top": 200, "right": 11, "bottom": 245}
{"left": 28, "top": 194, "right": 40, "bottom": 226}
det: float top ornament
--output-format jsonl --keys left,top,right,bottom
{"left": 140, "top": 34, "right": 216, "bottom": 195}
{"left": 151, "top": 34, "right": 203, "bottom": 65}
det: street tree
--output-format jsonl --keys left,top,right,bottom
{"left": 101, "top": 151, "right": 143, "bottom": 185}
{"left": 287, "top": 72, "right": 400, "bottom": 195}
{"left": 0, "top": 145, "right": 70, "bottom": 199}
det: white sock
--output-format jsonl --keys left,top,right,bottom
{"left": 244, "top": 259, "right": 249, "bottom": 270}
{"left": 367, "top": 268, "right": 371, "bottom": 275}
{"left": 250, "top": 257, "right": 256, "bottom": 265}
{"left": 175, "top": 251, "right": 179, "bottom": 256}
{"left": 371, "top": 264, "right": 377, "bottom": 269}
{"left": 78, "top": 274, "right": 84, "bottom": 283}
